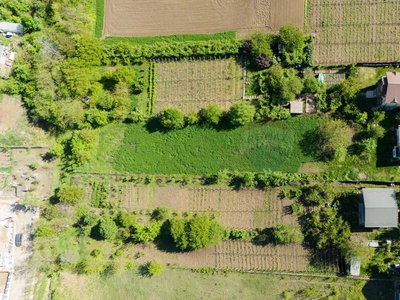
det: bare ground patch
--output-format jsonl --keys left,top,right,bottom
{"left": 0, "top": 96, "right": 24, "bottom": 133}
{"left": 104, "top": 0, "right": 304, "bottom": 37}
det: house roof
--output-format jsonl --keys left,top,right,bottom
{"left": 384, "top": 72, "right": 400, "bottom": 104}
{"left": 0, "top": 22, "right": 23, "bottom": 34}
{"left": 362, "top": 188, "right": 398, "bottom": 228}
{"left": 290, "top": 101, "right": 303, "bottom": 114}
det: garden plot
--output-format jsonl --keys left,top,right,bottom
{"left": 120, "top": 185, "right": 284, "bottom": 229}
{"left": 155, "top": 57, "right": 243, "bottom": 114}
{"left": 309, "top": 0, "right": 400, "bottom": 65}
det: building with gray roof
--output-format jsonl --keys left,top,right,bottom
{"left": 0, "top": 22, "right": 23, "bottom": 35}
{"left": 359, "top": 188, "right": 398, "bottom": 228}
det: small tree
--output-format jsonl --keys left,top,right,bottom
{"left": 99, "top": 216, "right": 118, "bottom": 240}
{"left": 229, "top": 101, "right": 256, "bottom": 126}
{"left": 56, "top": 185, "right": 85, "bottom": 205}
{"left": 201, "top": 104, "right": 224, "bottom": 125}
{"left": 146, "top": 261, "right": 164, "bottom": 276}
{"left": 159, "top": 108, "right": 185, "bottom": 129}
{"left": 273, "top": 224, "right": 303, "bottom": 244}
{"left": 170, "top": 215, "right": 225, "bottom": 251}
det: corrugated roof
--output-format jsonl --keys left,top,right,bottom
{"left": 362, "top": 188, "right": 398, "bottom": 228}
{"left": 0, "top": 22, "right": 23, "bottom": 34}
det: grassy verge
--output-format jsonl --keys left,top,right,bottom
{"left": 102, "top": 31, "right": 237, "bottom": 45}
{"left": 94, "top": 0, "right": 104, "bottom": 38}
{"left": 79, "top": 116, "right": 320, "bottom": 174}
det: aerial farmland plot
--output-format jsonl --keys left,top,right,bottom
{"left": 103, "top": 0, "right": 304, "bottom": 37}
{"left": 309, "top": 0, "right": 400, "bottom": 65}
{"left": 155, "top": 57, "right": 243, "bottom": 113}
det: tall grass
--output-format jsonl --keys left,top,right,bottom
{"left": 94, "top": 0, "right": 105, "bottom": 38}
{"left": 102, "top": 31, "right": 237, "bottom": 45}
{"left": 83, "top": 116, "right": 320, "bottom": 175}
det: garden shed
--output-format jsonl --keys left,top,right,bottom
{"left": 0, "top": 22, "right": 23, "bottom": 35}
{"left": 359, "top": 188, "right": 398, "bottom": 228}
{"left": 289, "top": 101, "right": 303, "bottom": 114}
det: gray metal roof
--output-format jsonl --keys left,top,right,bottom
{"left": 362, "top": 188, "right": 398, "bottom": 228}
{"left": 0, "top": 22, "right": 23, "bottom": 34}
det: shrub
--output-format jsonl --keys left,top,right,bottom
{"left": 170, "top": 215, "right": 225, "bottom": 250}
{"left": 228, "top": 101, "right": 256, "bottom": 126}
{"left": 151, "top": 207, "right": 171, "bottom": 221}
{"left": 186, "top": 111, "right": 200, "bottom": 125}
{"left": 159, "top": 108, "right": 185, "bottom": 129}
{"left": 146, "top": 261, "right": 164, "bottom": 277}
{"left": 56, "top": 185, "right": 85, "bottom": 205}
{"left": 117, "top": 211, "right": 136, "bottom": 228}
{"left": 273, "top": 224, "right": 303, "bottom": 244}
{"left": 99, "top": 216, "right": 118, "bottom": 240}
{"left": 132, "top": 222, "right": 162, "bottom": 243}
{"left": 201, "top": 104, "right": 224, "bottom": 125}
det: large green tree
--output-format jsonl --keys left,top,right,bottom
{"left": 159, "top": 108, "right": 185, "bottom": 129}
{"left": 170, "top": 215, "right": 225, "bottom": 251}
{"left": 229, "top": 101, "right": 255, "bottom": 126}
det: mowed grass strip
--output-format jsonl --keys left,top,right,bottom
{"left": 84, "top": 116, "right": 319, "bottom": 174}
{"left": 103, "top": 31, "right": 237, "bottom": 45}
{"left": 94, "top": 0, "right": 105, "bottom": 38}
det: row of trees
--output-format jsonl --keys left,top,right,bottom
{"left": 158, "top": 101, "right": 256, "bottom": 130}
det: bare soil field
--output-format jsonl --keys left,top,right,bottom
{"left": 0, "top": 96, "right": 24, "bottom": 134}
{"left": 155, "top": 57, "right": 243, "bottom": 114}
{"left": 103, "top": 0, "right": 304, "bottom": 37}
{"left": 309, "top": 0, "right": 400, "bottom": 65}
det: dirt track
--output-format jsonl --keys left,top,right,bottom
{"left": 104, "top": 0, "right": 304, "bottom": 37}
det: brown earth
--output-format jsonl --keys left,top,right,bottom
{"left": 0, "top": 96, "right": 24, "bottom": 133}
{"left": 103, "top": 0, "right": 304, "bottom": 37}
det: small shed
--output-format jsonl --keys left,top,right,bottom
{"left": 0, "top": 22, "right": 23, "bottom": 35}
{"left": 359, "top": 188, "right": 398, "bottom": 228}
{"left": 290, "top": 101, "right": 304, "bottom": 114}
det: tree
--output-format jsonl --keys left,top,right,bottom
{"left": 279, "top": 24, "right": 306, "bottom": 65}
{"left": 132, "top": 222, "right": 162, "bottom": 243}
{"left": 250, "top": 32, "right": 274, "bottom": 58}
{"left": 56, "top": 185, "right": 85, "bottom": 205}
{"left": 229, "top": 101, "right": 256, "bottom": 126}
{"left": 159, "top": 108, "right": 185, "bottom": 129}
{"left": 273, "top": 224, "right": 303, "bottom": 244}
{"left": 99, "top": 216, "right": 118, "bottom": 240}
{"left": 145, "top": 261, "right": 164, "bottom": 276}
{"left": 201, "top": 103, "right": 224, "bottom": 125}
{"left": 170, "top": 215, "right": 225, "bottom": 251}
{"left": 318, "top": 118, "right": 352, "bottom": 160}
{"left": 117, "top": 211, "right": 136, "bottom": 228}
{"left": 258, "top": 66, "right": 303, "bottom": 104}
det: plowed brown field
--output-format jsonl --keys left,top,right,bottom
{"left": 103, "top": 0, "right": 304, "bottom": 37}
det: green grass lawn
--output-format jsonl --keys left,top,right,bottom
{"left": 81, "top": 116, "right": 320, "bottom": 174}
{"left": 54, "top": 267, "right": 391, "bottom": 300}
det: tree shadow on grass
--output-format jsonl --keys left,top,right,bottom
{"left": 144, "top": 116, "right": 165, "bottom": 133}
{"left": 154, "top": 221, "right": 182, "bottom": 253}
{"left": 251, "top": 227, "right": 275, "bottom": 246}
{"left": 298, "top": 129, "right": 320, "bottom": 159}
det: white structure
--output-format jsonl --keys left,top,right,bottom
{"left": 0, "top": 23, "right": 23, "bottom": 35}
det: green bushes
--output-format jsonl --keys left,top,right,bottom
{"left": 273, "top": 224, "right": 303, "bottom": 244}
{"left": 170, "top": 215, "right": 226, "bottom": 250}
{"left": 148, "top": 62, "right": 157, "bottom": 115}
{"left": 90, "top": 182, "right": 110, "bottom": 208}
{"left": 159, "top": 108, "right": 185, "bottom": 129}
{"left": 56, "top": 185, "right": 85, "bottom": 205}
{"left": 102, "top": 40, "right": 242, "bottom": 65}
